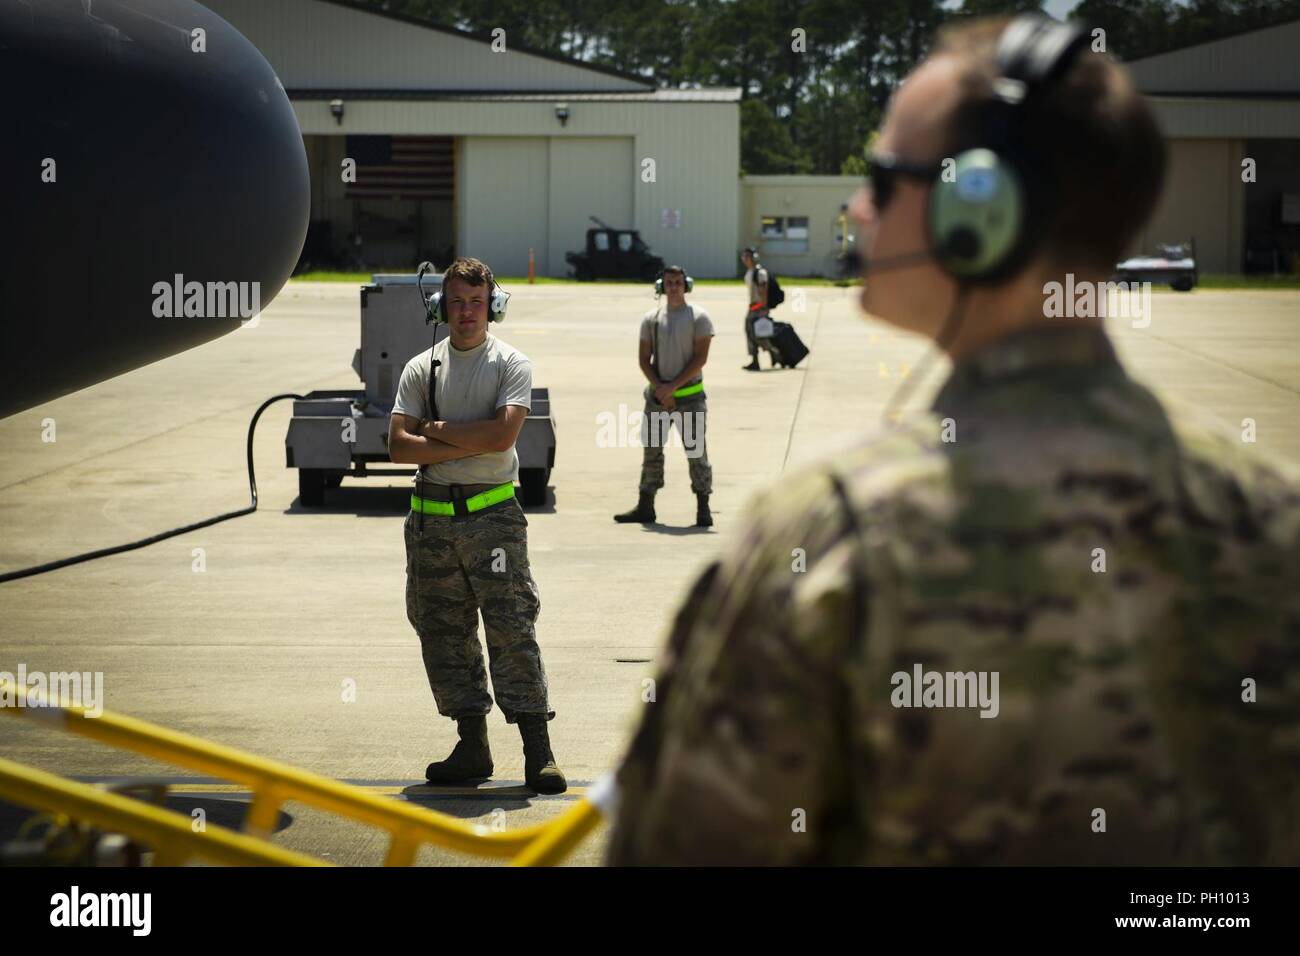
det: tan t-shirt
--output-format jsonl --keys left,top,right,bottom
{"left": 392, "top": 334, "right": 532, "bottom": 485}
{"left": 640, "top": 304, "right": 714, "bottom": 384}
{"left": 745, "top": 265, "right": 769, "bottom": 307}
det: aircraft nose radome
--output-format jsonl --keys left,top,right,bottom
{"left": 0, "top": 0, "right": 310, "bottom": 418}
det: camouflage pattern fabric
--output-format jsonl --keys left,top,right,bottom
{"left": 744, "top": 307, "right": 769, "bottom": 360}
{"left": 607, "top": 323, "right": 1300, "bottom": 865}
{"left": 638, "top": 387, "right": 712, "bottom": 496}
{"left": 404, "top": 498, "right": 554, "bottom": 723}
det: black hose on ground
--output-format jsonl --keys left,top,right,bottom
{"left": 0, "top": 393, "right": 304, "bottom": 584}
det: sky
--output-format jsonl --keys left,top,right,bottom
{"left": 1043, "top": 0, "right": 1085, "bottom": 18}
{"left": 941, "top": 1, "right": 1086, "bottom": 21}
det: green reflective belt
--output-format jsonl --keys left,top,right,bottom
{"left": 411, "top": 481, "right": 515, "bottom": 516}
{"left": 673, "top": 381, "right": 704, "bottom": 398}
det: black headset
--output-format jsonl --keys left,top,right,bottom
{"left": 924, "top": 15, "right": 1092, "bottom": 283}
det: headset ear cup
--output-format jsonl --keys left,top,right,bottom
{"left": 489, "top": 285, "right": 509, "bottom": 321}
{"left": 922, "top": 17, "right": 1082, "bottom": 283}
{"left": 944, "top": 227, "right": 981, "bottom": 263}
{"left": 655, "top": 272, "right": 691, "bottom": 294}
{"left": 428, "top": 291, "right": 444, "bottom": 324}
{"left": 928, "top": 148, "right": 1026, "bottom": 281}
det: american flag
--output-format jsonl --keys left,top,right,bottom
{"left": 344, "top": 135, "right": 453, "bottom": 200}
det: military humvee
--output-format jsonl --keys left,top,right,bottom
{"left": 565, "top": 217, "right": 664, "bottom": 281}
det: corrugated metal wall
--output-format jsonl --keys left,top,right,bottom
{"left": 620, "top": 101, "right": 741, "bottom": 278}
{"left": 545, "top": 138, "right": 634, "bottom": 276}
{"left": 205, "top": 0, "right": 739, "bottom": 277}
{"left": 454, "top": 136, "right": 639, "bottom": 277}
{"left": 1122, "top": 20, "right": 1298, "bottom": 273}
{"left": 460, "top": 137, "right": 549, "bottom": 276}
{"left": 1126, "top": 20, "right": 1300, "bottom": 94}
{"left": 1128, "top": 96, "right": 1298, "bottom": 271}
{"left": 1147, "top": 98, "right": 1300, "bottom": 139}
{"left": 1134, "top": 139, "right": 1245, "bottom": 273}
{"left": 203, "top": 0, "right": 646, "bottom": 92}
{"left": 296, "top": 99, "right": 738, "bottom": 276}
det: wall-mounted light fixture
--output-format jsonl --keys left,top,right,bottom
{"left": 554, "top": 103, "right": 570, "bottom": 127}
{"left": 329, "top": 98, "right": 345, "bottom": 125}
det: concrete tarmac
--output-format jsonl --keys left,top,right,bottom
{"left": 2, "top": 283, "right": 1298, "bottom": 865}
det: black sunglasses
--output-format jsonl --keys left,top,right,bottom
{"left": 866, "top": 152, "right": 944, "bottom": 212}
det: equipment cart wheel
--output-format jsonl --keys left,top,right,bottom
{"left": 519, "top": 468, "right": 549, "bottom": 507}
{"left": 299, "top": 468, "right": 326, "bottom": 507}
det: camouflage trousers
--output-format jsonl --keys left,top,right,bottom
{"left": 403, "top": 497, "right": 554, "bottom": 723}
{"left": 744, "top": 307, "right": 769, "bottom": 359}
{"left": 638, "top": 388, "right": 712, "bottom": 496}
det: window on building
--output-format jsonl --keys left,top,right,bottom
{"left": 760, "top": 214, "right": 811, "bottom": 255}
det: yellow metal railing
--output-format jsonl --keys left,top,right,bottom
{"left": 510, "top": 784, "right": 610, "bottom": 867}
{"left": 0, "top": 678, "right": 611, "bottom": 866}
{"left": 0, "top": 757, "right": 325, "bottom": 866}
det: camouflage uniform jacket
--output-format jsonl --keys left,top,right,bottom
{"left": 606, "top": 323, "right": 1300, "bottom": 865}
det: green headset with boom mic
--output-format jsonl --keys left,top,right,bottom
{"left": 875, "top": 16, "right": 1095, "bottom": 427}
{"left": 925, "top": 15, "right": 1092, "bottom": 283}
{"left": 654, "top": 268, "right": 694, "bottom": 295}
{"left": 415, "top": 260, "right": 511, "bottom": 424}
{"left": 424, "top": 263, "right": 510, "bottom": 324}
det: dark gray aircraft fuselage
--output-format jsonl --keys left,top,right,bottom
{"left": 0, "top": 0, "right": 310, "bottom": 417}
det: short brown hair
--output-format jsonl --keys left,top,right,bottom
{"left": 933, "top": 17, "right": 1166, "bottom": 274}
{"left": 662, "top": 264, "right": 687, "bottom": 279}
{"left": 442, "top": 256, "right": 494, "bottom": 289}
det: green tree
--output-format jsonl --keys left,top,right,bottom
{"left": 740, "top": 97, "right": 809, "bottom": 174}
{"left": 351, "top": 0, "right": 1300, "bottom": 173}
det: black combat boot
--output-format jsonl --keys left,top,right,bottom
{"left": 742, "top": 358, "right": 760, "bottom": 371}
{"left": 695, "top": 493, "right": 713, "bottom": 528}
{"left": 518, "top": 716, "right": 567, "bottom": 794}
{"left": 613, "top": 491, "right": 656, "bottom": 524}
{"left": 425, "top": 715, "right": 493, "bottom": 784}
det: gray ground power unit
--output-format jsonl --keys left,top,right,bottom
{"left": 285, "top": 274, "right": 556, "bottom": 507}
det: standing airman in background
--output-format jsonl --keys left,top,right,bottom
{"left": 614, "top": 265, "right": 715, "bottom": 528}
{"left": 740, "top": 247, "right": 769, "bottom": 371}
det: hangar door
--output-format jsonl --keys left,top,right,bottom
{"left": 1135, "top": 139, "right": 1244, "bottom": 273}
{"left": 547, "top": 138, "right": 635, "bottom": 277}
{"left": 460, "top": 137, "right": 550, "bottom": 277}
